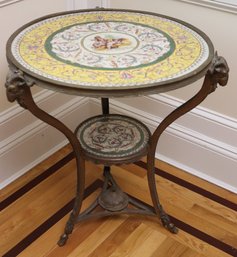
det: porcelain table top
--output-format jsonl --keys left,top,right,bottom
{"left": 7, "top": 9, "right": 214, "bottom": 96}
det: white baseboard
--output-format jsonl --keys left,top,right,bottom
{"left": 0, "top": 90, "right": 91, "bottom": 189}
{"left": 89, "top": 96, "right": 237, "bottom": 193}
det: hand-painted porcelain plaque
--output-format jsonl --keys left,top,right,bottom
{"left": 45, "top": 22, "right": 174, "bottom": 70}
{"left": 9, "top": 10, "right": 213, "bottom": 91}
{"left": 76, "top": 114, "right": 150, "bottom": 159}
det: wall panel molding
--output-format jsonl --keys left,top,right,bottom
{"left": 177, "top": 0, "right": 237, "bottom": 14}
{"left": 0, "top": 0, "right": 22, "bottom": 8}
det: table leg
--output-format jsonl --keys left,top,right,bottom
{"left": 101, "top": 97, "right": 109, "bottom": 115}
{"left": 147, "top": 53, "right": 229, "bottom": 233}
{"left": 5, "top": 68, "right": 86, "bottom": 246}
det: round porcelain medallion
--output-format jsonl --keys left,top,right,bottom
{"left": 76, "top": 115, "right": 150, "bottom": 158}
{"left": 46, "top": 21, "right": 174, "bottom": 69}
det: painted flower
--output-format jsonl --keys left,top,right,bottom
{"left": 120, "top": 72, "right": 133, "bottom": 79}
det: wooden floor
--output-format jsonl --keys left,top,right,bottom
{"left": 1, "top": 145, "right": 237, "bottom": 257}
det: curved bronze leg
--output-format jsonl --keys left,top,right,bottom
{"left": 5, "top": 67, "right": 86, "bottom": 246}
{"left": 147, "top": 53, "right": 229, "bottom": 233}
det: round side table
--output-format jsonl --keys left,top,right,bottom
{"left": 5, "top": 8, "right": 229, "bottom": 246}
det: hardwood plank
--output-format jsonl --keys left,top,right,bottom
{"left": 191, "top": 203, "right": 237, "bottom": 233}
{"left": 151, "top": 245, "right": 205, "bottom": 257}
{"left": 17, "top": 214, "right": 69, "bottom": 257}
{"left": 184, "top": 207, "right": 237, "bottom": 248}
{"left": 107, "top": 223, "right": 166, "bottom": 257}
{"left": 87, "top": 217, "right": 142, "bottom": 257}
{"left": 127, "top": 228, "right": 166, "bottom": 257}
{"left": 150, "top": 238, "right": 193, "bottom": 257}
{"left": 121, "top": 163, "right": 147, "bottom": 178}
{"left": 67, "top": 217, "right": 126, "bottom": 257}
{"left": 21, "top": 191, "right": 102, "bottom": 257}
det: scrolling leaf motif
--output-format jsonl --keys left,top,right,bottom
{"left": 5, "top": 66, "right": 35, "bottom": 108}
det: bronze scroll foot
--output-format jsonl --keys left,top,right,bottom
{"left": 58, "top": 234, "right": 69, "bottom": 247}
{"left": 147, "top": 161, "right": 178, "bottom": 234}
{"left": 57, "top": 213, "right": 76, "bottom": 246}
{"left": 159, "top": 207, "right": 178, "bottom": 234}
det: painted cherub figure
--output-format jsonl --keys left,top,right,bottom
{"left": 93, "top": 36, "right": 131, "bottom": 50}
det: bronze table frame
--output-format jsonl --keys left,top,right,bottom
{"left": 5, "top": 8, "right": 229, "bottom": 246}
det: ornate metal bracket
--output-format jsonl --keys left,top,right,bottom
{"left": 5, "top": 66, "right": 35, "bottom": 108}
{"left": 149, "top": 52, "right": 230, "bottom": 156}
{"left": 207, "top": 52, "right": 229, "bottom": 93}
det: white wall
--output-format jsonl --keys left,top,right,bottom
{"left": 0, "top": 0, "right": 72, "bottom": 112}
{"left": 0, "top": 0, "right": 103, "bottom": 189}
{"left": 0, "top": 0, "right": 82, "bottom": 187}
